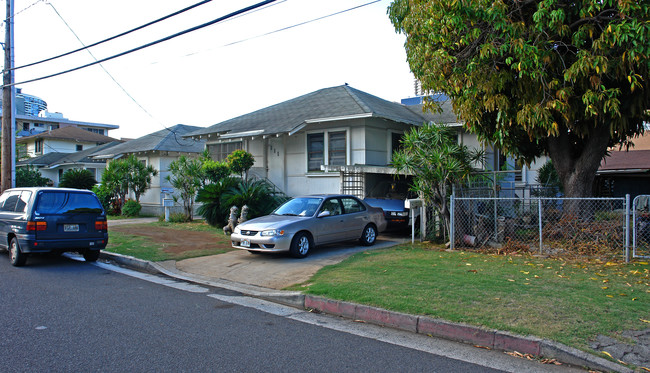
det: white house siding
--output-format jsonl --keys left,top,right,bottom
{"left": 243, "top": 118, "right": 414, "bottom": 197}
{"left": 43, "top": 139, "right": 97, "bottom": 154}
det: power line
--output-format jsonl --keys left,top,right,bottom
{"left": 0, "top": 0, "right": 46, "bottom": 27}
{"left": 10, "top": 0, "right": 213, "bottom": 71}
{"left": 151, "top": 0, "right": 381, "bottom": 65}
{"left": 45, "top": 2, "right": 167, "bottom": 133}
{"left": 3, "top": 0, "right": 277, "bottom": 88}
{"left": 224, "top": 0, "right": 381, "bottom": 47}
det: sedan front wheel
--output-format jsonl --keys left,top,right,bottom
{"left": 289, "top": 232, "right": 312, "bottom": 259}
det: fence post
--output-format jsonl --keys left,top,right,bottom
{"left": 538, "top": 197, "right": 543, "bottom": 254}
{"left": 450, "top": 186, "right": 455, "bottom": 250}
{"left": 625, "top": 194, "right": 630, "bottom": 263}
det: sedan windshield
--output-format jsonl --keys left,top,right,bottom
{"left": 273, "top": 197, "right": 322, "bottom": 217}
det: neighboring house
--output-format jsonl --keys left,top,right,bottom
{"left": 16, "top": 142, "right": 123, "bottom": 186}
{"left": 91, "top": 124, "right": 206, "bottom": 215}
{"left": 595, "top": 133, "right": 650, "bottom": 199}
{"left": 0, "top": 89, "right": 119, "bottom": 138}
{"left": 17, "top": 126, "right": 118, "bottom": 159}
{"left": 186, "top": 85, "right": 545, "bottom": 199}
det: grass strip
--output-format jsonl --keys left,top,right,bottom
{"left": 290, "top": 244, "right": 650, "bottom": 350}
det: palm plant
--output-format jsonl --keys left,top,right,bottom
{"left": 221, "top": 178, "right": 288, "bottom": 219}
{"left": 196, "top": 176, "right": 239, "bottom": 227}
{"left": 59, "top": 169, "right": 97, "bottom": 190}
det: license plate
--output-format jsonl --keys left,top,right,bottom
{"left": 240, "top": 239, "right": 250, "bottom": 248}
{"left": 64, "top": 224, "right": 79, "bottom": 232}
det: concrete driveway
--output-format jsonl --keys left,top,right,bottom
{"left": 174, "top": 235, "right": 409, "bottom": 290}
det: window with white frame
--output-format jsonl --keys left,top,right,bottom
{"left": 207, "top": 141, "right": 243, "bottom": 161}
{"left": 307, "top": 130, "right": 347, "bottom": 172}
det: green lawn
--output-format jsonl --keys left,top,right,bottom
{"left": 289, "top": 243, "right": 650, "bottom": 350}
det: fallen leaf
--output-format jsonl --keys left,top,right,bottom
{"left": 601, "top": 351, "right": 613, "bottom": 359}
{"left": 641, "top": 319, "right": 650, "bottom": 323}
{"left": 507, "top": 279, "right": 515, "bottom": 282}
{"left": 602, "top": 287, "right": 609, "bottom": 290}
{"left": 468, "top": 269, "right": 477, "bottom": 273}
{"left": 606, "top": 295, "right": 614, "bottom": 298}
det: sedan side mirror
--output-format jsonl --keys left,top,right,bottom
{"left": 317, "top": 210, "right": 331, "bottom": 218}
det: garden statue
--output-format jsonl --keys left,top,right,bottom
{"left": 238, "top": 205, "right": 249, "bottom": 225}
{"left": 223, "top": 206, "right": 239, "bottom": 235}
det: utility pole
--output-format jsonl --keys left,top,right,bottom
{"left": 1, "top": 0, "right": 13, "bottom": 192}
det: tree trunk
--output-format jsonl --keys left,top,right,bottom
{"left": 547, "top": 123, "right": 611, "bottom": 198}
{"left": 547, "top": 122, "right": 611, "bottom": 218}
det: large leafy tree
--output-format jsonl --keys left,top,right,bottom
{"left": 166, "top": 155, "right": 204, "bottom": 220}
{"left": 389, "top": 0, "right": 649, "bottom": 197}
{"left": 392, "top": 122, "right": 483, "bottom": 240}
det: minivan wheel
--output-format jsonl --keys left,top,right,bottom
{"left": 9, "top": 238, "right": 26, "bottom": 266}
{"left": 289, "top": 232, "right": 312, "bottom": 259}
{"left": 83, "top": 249, "right": 100, "bottom": 262}
{"left": 360, "top": 224, "right": 377, "bottom": 246}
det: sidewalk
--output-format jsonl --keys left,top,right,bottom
{"left": 100, "top": 219, "right": 636, "bottom": 372}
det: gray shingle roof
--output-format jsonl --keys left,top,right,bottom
{"left": 187, "top": 85, "right": 430, "bottom": 138}
{"left": 16, "top": 125, "right": 117, "bottom": 144}
{"left": 17, "top": 141, "right": 123, "bottom": 167}
{"left": 91, "top": 124, "right": 205, "bottom": 158}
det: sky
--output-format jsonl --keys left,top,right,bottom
{"left": 6, "top": 0, "right": 416, "bottom": 139}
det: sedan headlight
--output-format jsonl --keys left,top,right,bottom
{"left": 261, "top": 229, "right": 285, "bottom": 237}
{"left": 389, "top": 211, "right": 409, "bottom": 217}
{"left": 233, "top": 226, "right": 241, "bottom": 234}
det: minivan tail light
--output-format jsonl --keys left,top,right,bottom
{"left": 95, "top": 221, "right": 108, "bottom": 231}
{"left": 27, "top": 221, "right": 47, "bottom": 231}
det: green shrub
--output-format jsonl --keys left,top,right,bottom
{"left": 121, "top": 200, "right": 142, "bottom": 217}
{"left": 16, "top": 166, "right": 50, "bottom": 187}
{"left": 168, "top": 212, "right": 192, "bottom": 223}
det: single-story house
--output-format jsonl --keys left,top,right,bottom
{"left": 91, "top": 124, "right": 206, "bottom": 215}
{"left": 595, "top": 133, "right": 650, "bottom": 199}
{"left": 186, "top": 85, "right": 544, "bottom": 199}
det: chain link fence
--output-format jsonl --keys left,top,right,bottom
{"left": 633, "top": 195, "right": 650, "bottom": 259}
{"left": 450, "top": 196, "right": 629, "bottom": 258}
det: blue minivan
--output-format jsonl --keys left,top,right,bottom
{"left": 0, "top": 187, "right": 108, "bottom": 266}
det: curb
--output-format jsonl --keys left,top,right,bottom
{"left": 100, "top": 251, "right": 630, "bottom": 373}
{"left": 303, "top": 295, "right": 631, "bottom": 373}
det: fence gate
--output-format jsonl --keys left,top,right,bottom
{"left": 633, "top": 195, "right": 650, "bottom": 259}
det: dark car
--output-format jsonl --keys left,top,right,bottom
{"left": 0, "top": 187, "right": 108, "bottom": 266}
{"left": 364, "top": 180, "right": 414, "bottom": 231}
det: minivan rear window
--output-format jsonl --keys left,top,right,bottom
{"left": 35, "top": 192, "right": 103, "bottom": 214}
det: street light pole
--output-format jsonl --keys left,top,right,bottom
{"left": 1, "top": 0, "right": 14, "bottom": 192}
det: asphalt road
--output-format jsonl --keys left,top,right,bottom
{"left": 0, "top": 253, "right": 582, "bottom": 372}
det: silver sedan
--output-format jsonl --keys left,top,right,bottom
{"left": 231, "top": 194, "right": 387, "bottom": 258}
